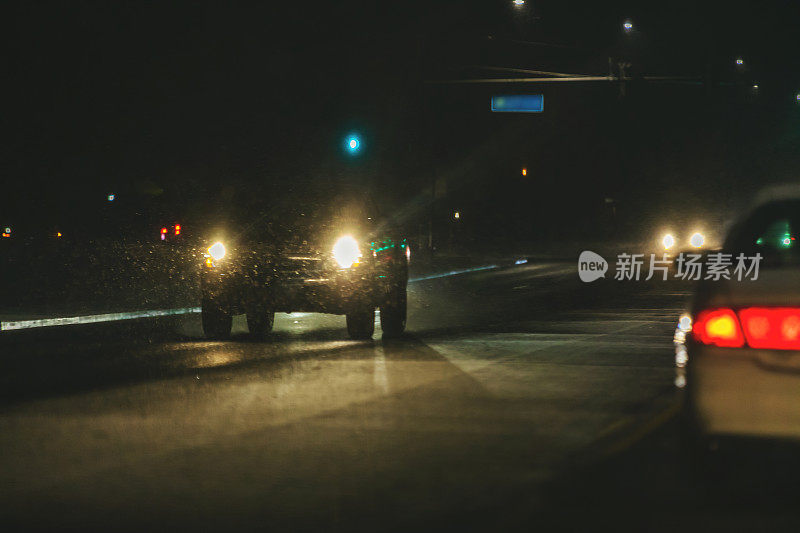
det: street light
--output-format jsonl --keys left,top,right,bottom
{"left": 736, "top": 57, "right": 744, "bottom": 66}
{"left": 454, "top": 211, "right": 461, "bottom": 220}
{"left": 107, "top": 193, "right": 115, "bottom": 202}
{"left": 521, "top": 167, "right": 527, "bottom": 177}
{"left": 623, "top": 19, "right": 633, "bottom": 32}
{"left": 513, "top": 0, "right": 525, "bottom": 6}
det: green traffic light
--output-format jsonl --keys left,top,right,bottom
{"left": 345, "top": 134, "right": 361, "bottom": 154}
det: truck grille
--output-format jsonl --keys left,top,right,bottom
{"left": 275, "top": 252, "right": 328, "bottom": 282}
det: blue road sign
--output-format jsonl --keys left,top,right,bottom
{"left": 491, "top": 94, "right": 544, "bottom": 113}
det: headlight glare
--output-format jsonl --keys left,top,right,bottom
{"left": 208, "top": 242, "right": 226, "bottom": 261}
{"left": 332, "top": 236, "right": 361, "bottom": 268}
{"left": 689, "top": 232, "right": 705, "bottom": 248}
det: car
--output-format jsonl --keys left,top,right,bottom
{"left": 158, "top": 223, "right": 184, "bottom": 242}
{"left": 198, "top": 196, "right": 409, "bottom": 340}
{"left": 678, "top": 190, "right": 800, "bottom": 463}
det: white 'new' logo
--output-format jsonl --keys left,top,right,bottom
{"left": 578, "top": 251, "right": 608, "bottom": 282}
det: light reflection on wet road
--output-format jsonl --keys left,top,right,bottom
{"left": 0, "top": 261, "right": 744, "bottom": 531}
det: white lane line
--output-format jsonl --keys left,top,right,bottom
{"left": 0, "top": 307, "right": 201, "bottom": 331}
{"left": 0, "top": 261, "right": 524, "bottom": 332}
{"left": 373, "top": 345, "right": 389, "bottom": 394}
{"left": 409, "top": 264, "right": 499, "bottom": 282}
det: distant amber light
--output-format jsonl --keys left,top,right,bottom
{"left": 521, "top": 168, "right": 527, "bottom": 177}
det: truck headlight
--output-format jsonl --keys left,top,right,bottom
{"left": 207, "top": 242, "right": 226, "bottom": 261}
{"left": 332, "top": 235, "right": 361, "bottom": 268}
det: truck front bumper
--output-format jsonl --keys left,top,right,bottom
{"left": 200, "top": 265, "right": 392, "bottom": 315}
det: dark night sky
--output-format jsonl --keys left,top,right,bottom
{"left": 4, "top": 1, "right": 800, "bottom": 239}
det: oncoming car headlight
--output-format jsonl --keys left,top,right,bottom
{"left": 207, "top": 242, "right": 226, "bottom": 261}
{"left": 332, "top": 235, "right": 361, "bottom": 268}
{"left": 689, "top": 232, "right": 705, "bottom": 248}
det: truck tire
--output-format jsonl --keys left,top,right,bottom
{"left": 380, "top": 285, "right": 407, "bottom": 338}
{"left": 346, "top": 308, "right": 375, "bottom": 340}
{"left": 202, "top": 298, "right": 232, "bottom": 339}
{"left": 247, "top": 306, "right": 275, "bottom": 338}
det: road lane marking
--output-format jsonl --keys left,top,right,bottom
{"left": 600, "top": 401, "right": 682, "bottom": 457}
{"left": 594, "top": 417, "right": 633, "bottom": 441}
{"left": 409, "top": 264, "right": 499, "bottom": 282}
{"left": 373, "top": 345, "right": 389, "bottom": 394}
{"left": 0, "top": 261, "right": 536, "bottom": 331}
{"left": 0, "top": 307, "right": 201, "bottom": 331}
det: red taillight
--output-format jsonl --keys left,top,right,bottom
{"left": 739, "top": 307, "right": 800, "bottom": 350}
{"left": 161, "top": 227, "right": 168, "bottom": 234}
{"left": 692, "top": 308, "right": 745, "bottom": 347}
{"left": 174, "top": 224, "right": 181, "bottom": 235}
{"left": 692, "top": 307, "right": 800, "bottom": 350}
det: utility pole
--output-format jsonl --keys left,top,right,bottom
{"left": 617, "top": 60, "right": 631, "bottom": 98}
{"left": 429, "top": 176, "right": 435, "bottom": 251}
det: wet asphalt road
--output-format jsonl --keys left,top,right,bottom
{"left": 2, "top": 260, "right": 799, "bottom": 532}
